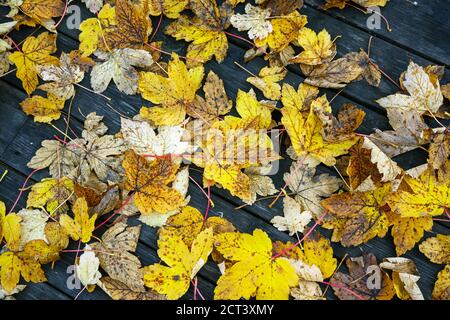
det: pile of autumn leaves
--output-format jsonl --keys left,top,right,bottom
{"left": 0, "top": 0, "right": 449, "bottom": 301}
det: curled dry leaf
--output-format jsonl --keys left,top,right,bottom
{"left": 376, "top": 61, "right": 443, "bottom": 114}
{"left": 362, "top": 137, "right": 402, "bottom": 182}
{"left": 304, "top": 50, "right": 380, "bottom": 89}
{"left": 331, "top": 253, "right": 395, "bottom": 300}
{"left": 380, "top": 257, "right": 424, "bottom": 300}
{"left": 76, "top": 245, "right": 102, "bottom": 289}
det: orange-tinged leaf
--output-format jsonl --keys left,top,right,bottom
{"left": 122, "top": 150, "right": 184, "bottom": 214}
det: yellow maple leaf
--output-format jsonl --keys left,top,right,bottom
{"left": 419, "top": 235, "right": 450, "bottom": 264}
{"left": 0, "top": 239, "right": 60, "bottom": 293}
{"left": 142, "top": 227, "right": 213, "bottom": 299}
{"left": 214, "top": 229, "right": 298, "bottom": 299}
{"left": 246, "top": 66, "right": 287, "bottom": 100}
{"left": 274, "top": 232, "right": 337, "bottom": 280}
{"left": 388, "top": 169, "right": 450, "bottom": 218}
{"left": 20, "top": 0, "right": 65, "bottom": 29}
{"left": 291, "top": 28, "right": 336, "bottom": 65}
{"left": 321, "top": 183, "right": 391, "bottom": 246}
{"left": 222, "top": 89, "right": 273, "bottom": 129}
{"left": 192, "top": 116, "right": 279, "bottom": 201}
{"left": 255, "top": 11, "right": 307, "bottom": 52}
{"left": 103, "top": 0, "right": 152, "bottom": 50}
{"left": 164, "top": 0, "right": 232, "bottom": 66}
{"left": 388, "top": 213, "right": 433, "bottom": 256}
{"left": 79, "top": 4, "right": 116, "bottom": 56}
{"left": 162, "top": 206, "right": 235, "bottom": 247}
{"left": 9, "top": 32, "right": 58, "bottom": 95}
{"left": 60, "top": 197, "right": 97, "bottom": 243}
{"left": 122, "top": 150, "right": 184, "bottom": 214}
{"left": 147, "top": 0, "right": 189, "bottom": 19}
{"left": 281, "top": 82, "right": 319, "bottom": 114}
{"left": 20, "top": 95, "right": 65, "bottom": 123}
{"left": 433, "top": 265, "right": 450, "bottom": 300}
{"left": 281, "top": 95, "right": 358, "bottom": 165}
{"left": 138, "top": 53, "right": 204, "bottom": 126}
{"left": 27, "top": 177, "right": 74, "bottom": 215}
{"left": 0, "top": 252, "right": 22, "bottom": 294}
{"left": 0, "top": 201, "right": 22, "bottom": 252}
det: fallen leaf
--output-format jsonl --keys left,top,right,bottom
{"left": 60, "top": 197, "right": 97, "bottom": 243}
{"left": 246, "top": 66, "right": 287, "bottom": 100}
{"left": 91, "top": 219, "right": 144, "bottom": 292}
{"left": 284, "top": 158, "right": 340, "bottom": 219}
{"left": 122, "top": 150, "right": 184, "bottom": 214}
{"left": 37, "top": 52, "right": 85, "bottom": 100}
{"left": 91, "top": 49, "right": 153, "bottom": 95}
{"left": 99, "top": 276, "right": 166, "bottom": 300}
{"left": 331, "top": 253, "right": 395, "bottom": 300}
{"left": 380, "top": 257, "right": 424, "bottom": 300}
{"left": 9, "top": 32, "right": 58, "bottom": 95}
{"left": 214, "top": 229, "right": 298, "bottom": 299}
{"left": 230, "top": 3, "right": 273, "bottom": 40}
{"left": 76, "top": 245, "right": 102, "bottom": 288}
{"left": 419, "top": 235, "right": 450, "bottom": 264}
{"left": 321, "top": 184, "right": 391, "bottom": 246}
{"left": 139, "top": 53, "right": 204, "bottom": 125}
{"left": 376, "top": 61, "right": 443, "bottom": 114}
{"left": 142, "top": 227, "right": 213, "bottom": 299}
{"left": 432, "top": 265, "right": 449, "bottom": 300}
{"left": 271, "top": 196, "right": 312, "bottom": 236}
{"left": 291, "top": 28, "right": 336, "bottom": 66}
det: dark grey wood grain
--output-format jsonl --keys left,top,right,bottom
{"left": 304, "top": 0, "right": 450, "bottom": 66}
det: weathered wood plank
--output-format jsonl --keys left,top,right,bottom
{"left": 304, "top": 0, "right": 450, "bottom": 66}
{"left": 0, "top": 82, "right": 29, "bottom": 155}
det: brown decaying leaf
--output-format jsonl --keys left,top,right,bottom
{"left": 331, "top": 253, "right": 395, "bottom": 300}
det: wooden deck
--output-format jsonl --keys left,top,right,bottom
{"left": 0, "top": 0, "right": 449, "bottom": 300}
